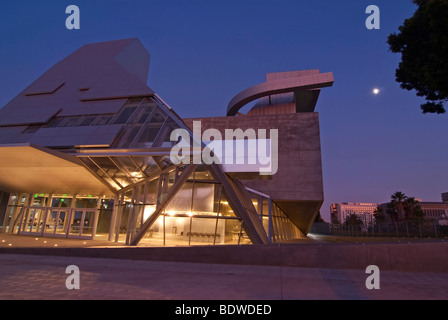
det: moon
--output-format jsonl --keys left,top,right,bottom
{"left": 372, "top": 88, "right": 380, "bottom": 95}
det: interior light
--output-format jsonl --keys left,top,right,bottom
{"left": 143, "top": 205, "right": 156, "bottom": 220}
{"left": 131, "top": 172, "right": 143, "bottom": 178}
{"left": 187, "top": 212, "right": 193, "bottom": 217}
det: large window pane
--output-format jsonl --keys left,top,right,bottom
{"left": 92, "top": 114, "right": 113, "bottom": 125}
{"left": 77, "top": 115, "right": 98, "bottom": 126}
{"left": 44, "top": 117, "right": 65, "bottom": 128}
{"left": 133, "top": 125, "right": 161, "bottom": 148}
{"left": 152, "top": 119, "right": 181, "bottom": 148}
{"left": 112, "top": 106, "right": 138, "bottom": 124}
{"left": 165, "top": 181, "right": 193, "bottom": 213}
{"left": 130, "top": 99, "right": 156, "bottom": 124}
{"left": 115, "top": 124, "right": 142, "bottom": 148}
{"left": 60, "top": 117, "right": 81, "bottom": 127}
{"left": 132, "top": 156, "right": 159, "bottom": 177}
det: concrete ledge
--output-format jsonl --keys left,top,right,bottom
{"left": 1, "top": 242, "right": 448, "bottom": 273}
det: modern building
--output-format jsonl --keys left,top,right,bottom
{"left": 330, "top": 202, "right": 379, "bottom": 226}
{"left": 0, "top": 38, "right": 333, "bottom": 246}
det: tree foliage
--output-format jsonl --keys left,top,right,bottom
{"left": 344, "top": 213, "right": 364, "bottom": 226}
{"left": 388, "top": 0, "right": 448, "bottom": 114}
{"left": 373, "top": 207, "right": 387, "bottom": 223}
{"left": 386, "top": 191, "right": 424, "bottom": 221}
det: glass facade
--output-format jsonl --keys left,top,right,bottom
{"left": 0, "top": 96, "right": 304, "bottom": 246}
{"left": 109, "top": 165, "right": 252, "bottom": 246}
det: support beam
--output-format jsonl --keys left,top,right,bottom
{"left": 108, "top": 194, "right": 119, "bottom": 241}
{"left": 208, "top": 164, "right": 269, "bottom": 245}
{"left": 130, "top": 164, "right": 198, "bottom": 246}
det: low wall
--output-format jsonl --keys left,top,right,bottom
{"left": 1, "top": 242, "right": 448, "bottom": 273}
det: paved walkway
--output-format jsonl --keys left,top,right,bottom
{"left": 1, "top": 253, "right": 447, "bottom": 300}
{"left": 1, "top": 234, "right": 448, "bottom": 300}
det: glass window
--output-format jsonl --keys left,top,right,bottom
{"left": 111, "top": 157, "right": 140, "bottom": 178}
{"left": 152, "top": 118, "right": 181, "bottom": 148}
{"left": 133, "top": 125, "right": 161, "bottom": 148}
{"left": 51, "top": 197, "right": 72, "bottom": 208}
{"left": 22, "top": 125, "right": 42, "bottom": 134}
{"left": 166, "top": 181, "right": 193, "bottom": 213}
{"left": 115, "top": 125, "right": 142, "bottom": 148}
{"left": 112, "top": 106, "right": 138, "bottom": 124}
{"left": 92, "top": 115, "right": 113, "bottom": 126}
{"left": 32, "top": 194, "right": 47, "bottom": 207}
{"left": 192, "top": 183, "right": 215, "bottom": 214}
{"left": 112, "top": 98, "right": 143, "bottom": 125}
{"left": 148, "top": 110, "right": 167, "bottom": 124}
{"left": 75, "top": 198, "right": 98, "bottom": 209}
{"left": 60, "top": 116, "right": 81, "bottom": 127}
{"left": 44, "top": 117, "right": 65, "bottom": 128}
{"left": 77, "top": 115, "right": 98, "bottom": 126}
{"left": 132, "top": 156, "right": 159, "bottom": 177}
{"left": 130, "top": 99, "right": 156, "bottom": 124}
{"left": 78, "top": 157, "right": 122, "bottom": 191}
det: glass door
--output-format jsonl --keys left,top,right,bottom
{"left": 55, "top": 210, "right": 69, "bottom": 236}
{"left": 68, "top": 209, "right": 98, "bottom": 239}
{"left": 44, "top": 209, "right": 69, "bottom": 236}
{"left": 81, "top": 210, "right": 96, "bottom": 237}
{"left": 18, "top": 207, "right": 98, "bottom": 239}
{"left": 69, "top": 211, "right": 83, "bottom": 236}
{"left": 20, "top": 207, "right": 45, "bottom": 235}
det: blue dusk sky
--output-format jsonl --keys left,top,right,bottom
{"left": 0, "top": 1, "right": 447, "bottom": 221}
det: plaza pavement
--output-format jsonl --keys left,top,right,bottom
{"left": 0, "top": 234, "right": 447, "bottom": 300}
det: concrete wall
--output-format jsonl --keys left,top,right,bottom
{"left": 184, "top": 113, "right": 323, "bottom": 235}
{"left": 2, "top": 242, "right": 448, "bottom": 273}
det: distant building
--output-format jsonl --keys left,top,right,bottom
{"left": 419, "top": 202, "right": 448, "bottom": 219}
{"left": 330, "top": 202, "right": 379, "bottom": 226}
{"left": 330, "top": 203, "right": 339, "bottom": 224}
{"left": 442, "top": 192, "right": 448, "bottom": 203}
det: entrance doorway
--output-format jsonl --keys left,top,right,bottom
{"left": 44, "top": 209, "right": 69, "bottom": 237}
{"left": 18, "top": 207, "right": 98, "bottom": 240}
{"left": 20, "top": 207, "right": 45, "bottom": 235}
{"left": 68, "top": 209, "right": 97, "bottom": 238}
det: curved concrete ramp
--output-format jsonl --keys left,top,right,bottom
{"left": 227, "top": 71, "right": 334, "bottom": 116}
